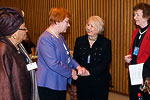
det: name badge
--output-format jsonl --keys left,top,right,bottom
{"left": 26, "top": 62, "right": 38, "bottom": 71}
{"left": 133, "top": 47, "right": 139, "bottom": 56}
{"left": 87, "top": 55, "right": 90, "bottom": 63}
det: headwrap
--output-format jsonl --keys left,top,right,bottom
{"left": 0, "top": 7, "right": 24, "bottom": 36}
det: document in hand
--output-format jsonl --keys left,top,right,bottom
{"left": 129, "top": 63, "right": 144, "bottom": 85}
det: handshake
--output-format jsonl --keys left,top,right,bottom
{"left": 72, "top": 66, "right": 90, "bottom": 80}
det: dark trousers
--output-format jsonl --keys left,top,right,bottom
{"left": 143, "top": 93, "right": 150, "bottom": 100}
{"left": 38, "top": 86, "right": 66, "bottom": 100}
{"left": 77, "top": 78, "right": 109, "bottom": 100}
{"left": 129, "top": 84, "right": 141, "bottom": 100}
{"left": 129, "top": 84, "right": 150, "bottom": 100}
{"left": 128, "top": 74, "right": 142, "bottom": 100}
{"left": 129, "top": 78, "right": 150, "bottom": 100}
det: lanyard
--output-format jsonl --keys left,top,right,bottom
{"left": 134, "top": 31, "right": 146, "bottom": 48}
{"left": 62, "top": 39, "right": 70, "bottom": 64}
{"left": 63, "top": 43, "right": 69, "bottom": 55}
{"left": 49, "top": 28, "right": 59, "bottom": 38}
{"left": 49, "top": 29, "right": 70, "bottom": 63}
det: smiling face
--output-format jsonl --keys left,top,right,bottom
{"left": 57, "top": 17, "right": 70, "bottom": 33}
{"left": 86, "top": 20, "right": 99, "bottom": 37}
{"left": 134, "top": 9, "right": 148, "bottom": 28}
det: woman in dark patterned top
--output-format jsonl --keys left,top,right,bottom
{"left": 73, "top": 16, "right": 112, "bottom": 100}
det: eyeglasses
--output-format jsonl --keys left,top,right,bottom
{"left": 18, "top": 28, "right": 28, "bottom": 31}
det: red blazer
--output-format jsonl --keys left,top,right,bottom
{"left": 129, "top": 25, "right": 150, "bottom": 64}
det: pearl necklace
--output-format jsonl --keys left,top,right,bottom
{"left": 16, "top": 46, "right": 20, "bottom": 54}
{"left": 139, "top": 29, "right": 148, "bottom": 39}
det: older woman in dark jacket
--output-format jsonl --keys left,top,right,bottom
{"left": 73, "top": 16, "right": 112, "bottom": 100}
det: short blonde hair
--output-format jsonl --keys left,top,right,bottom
{"left": 86, "top": 16, "right": 104, "bottom": 34}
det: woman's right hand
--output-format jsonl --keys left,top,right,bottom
{"left": 124, "top": 54, "right": 132, "bottom": 63}
{"left": 72, "top": 69, "right": 78, "bottom": 80}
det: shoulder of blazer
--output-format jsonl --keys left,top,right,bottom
{"left": 133, "top": 28, "right": 140, "bottom": 36}
{"left": 146, "top": 25, "right": 150, "bottom": 36}
{"left": 76, "top": 35, "right": 88, "bottom": 43}
{"left": 76, "top": 35, "right": 88, "bottom": 40}
{"left": 97, "top": 34, "right": 111, "bottom": 43}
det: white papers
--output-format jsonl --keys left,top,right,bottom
{"left": 129, "top": 63, "right": 144, "bottom": 85}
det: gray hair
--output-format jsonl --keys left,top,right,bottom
{"left": 86, "top": 16, "right": 104, "bottom": 34}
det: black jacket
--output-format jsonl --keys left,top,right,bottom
{"left": 143, "top": 56, "right": 150, "bottom": 81}
{"left": 73, "top": 34, "right": 112, "bottom": 81}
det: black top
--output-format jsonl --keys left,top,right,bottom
{"left": 73, "top": 34, "right": 112, "bottom": 80}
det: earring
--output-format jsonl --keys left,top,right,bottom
{"left": 13, "top": 36, "right": 16, "bottom": 39}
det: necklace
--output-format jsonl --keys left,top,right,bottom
{"left": 139, "top": 29, "right": 148, "bottom": 39}
{"left": 16, "top": 46, "right": 20, "bottom": 54}
{"left": 49, "top": 28, "right": 59, "bottom": 38}
{"left": 88, "top": 36, "right": 98, "bottom": 41}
